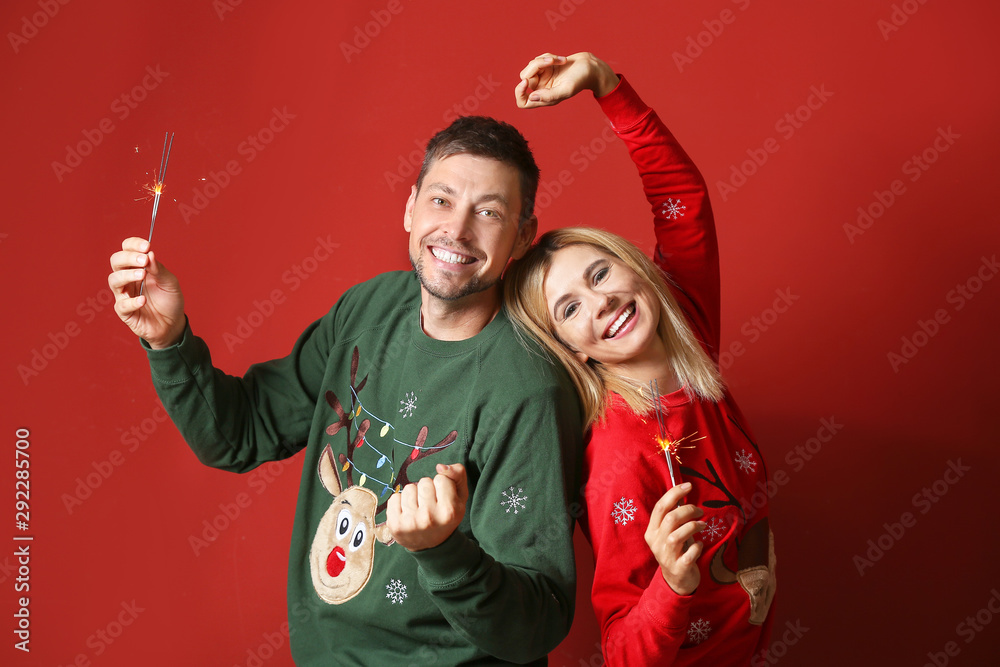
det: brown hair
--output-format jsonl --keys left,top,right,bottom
{"left": 416, "top": 116, "right": 540, "bottom": 225}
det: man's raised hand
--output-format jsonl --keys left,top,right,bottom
{"left": 108, "top": 237, "right": 186, "bottom": 349}
{"left": 386, "top": 463, "right": 468, "bottom": 552}
{"left": 514, "top": 52, "right": 619, "bottom": 109}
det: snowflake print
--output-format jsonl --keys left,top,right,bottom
{"left": 386, "top": 578, "right": 407, "bottom": 605}
{"left": 501, "top": 486, "right": 527, "bottom": 514}
{"left": 661, "top": 197, "right": 687, "bottom": 220}
{"left": 611, "top": 497, "right": 637, "bottom": 526}
{"left": 687, "top": 618, "right": 711, "bottom": 645}
{"left": 734, "top": 449, "right": 757, "bottom": 474}
{"left": 702, "top": 516, "right": 726, "bottom": 543}
{"left": 398, "top": 392, "right": 417, "bottom": 418}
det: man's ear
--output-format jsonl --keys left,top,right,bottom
{"left": 510, "top": 214, "right": 538, "bottom": 260}
{"left": 403, "top": 184, "right": 417, "bottom": 233}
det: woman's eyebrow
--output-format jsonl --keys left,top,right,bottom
{"left": 551, "top": 259, "right": 605, "bottom": 319}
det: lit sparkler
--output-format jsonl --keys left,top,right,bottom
{"left": 140, "top": 132, "right": 174, "bottom": 295}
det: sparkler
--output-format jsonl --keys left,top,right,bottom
{"left": 139, "top": 132, "right": 174, "bottom": 295}
{"left": 650, "top": 379, "right": 681, "bottom": 488}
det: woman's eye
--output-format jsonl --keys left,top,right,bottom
{"left": 594, "top": 267, "right": 609, "bottom": 284}
{"left": 564, "top": 303, "right": 578, "bottom": 319}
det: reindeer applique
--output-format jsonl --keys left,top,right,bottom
{"left": 679, "top": 414, "right": 776, "bottom": 625}
{"left": 309, "top": 347, "right": 458, "bottom": 605}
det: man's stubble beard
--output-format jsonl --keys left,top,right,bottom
{"left": 409, "top": 251, "right": 498, "bottom": 302}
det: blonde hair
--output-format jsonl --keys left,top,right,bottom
{"left": 504, "top": 227, "right": 724, "bottom": 427}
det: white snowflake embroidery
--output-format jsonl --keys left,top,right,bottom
{"left": 734, "top": 449, "right": 757, "bottom": 474}
{"left": 687, "top": 618, "right": 711, "bottom": 644}
{"left": 501, "top": 486, "right": 527, "bottom": 514}
{"left": 611, "top": 497, "right": 637, "bottom": 526}
{"left": 386, "top": 578, "right": 407, "bottom": 604}
{"left": 661, "top": 197, "right": 687, "bottom": 220}
{"left": 398, "top": 392, "right": 417, "bottom": 418}
{"left": 702, "top": 516, "right": 726, "bottom": 543}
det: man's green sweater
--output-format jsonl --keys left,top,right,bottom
{"left": 145, "top": 271, "right": 582, "bottom": 665}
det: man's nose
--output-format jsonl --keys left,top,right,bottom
{"left": 440, "top": 207, "right": 475, "bottom": 240}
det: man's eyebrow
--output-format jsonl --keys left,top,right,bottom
{"left": 551, "top": 259, "right": 605, "bottom": 320}
{"left": 425, "top": 184, "right": 509, "bottom": 209}
{"left": 426, "top": 183, "right": 457, "bottom": 196}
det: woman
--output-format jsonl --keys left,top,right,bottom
{"left": 508, "top": 53, "right": 777, "bottom": 665}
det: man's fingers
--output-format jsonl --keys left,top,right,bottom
{"left": 121, "top": 237, "right": 150, "bottom": 253}
{"left": 400, "top": 482, "right": 419, "bottom": 513}
{"left": 416, "top": 476, "right": 437, "bottom": 508}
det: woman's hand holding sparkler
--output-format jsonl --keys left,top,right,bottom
{"left": 644, "top": 483, "right": 705, "bottom": 596}
{"left": 514, "top": 51, "right": 619, "bottom": 109}
{"left": 108, "top": 237, "right": 186, "bottom": 349}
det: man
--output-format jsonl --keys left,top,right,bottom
{"left": 108, "top": 105, "right": 582, "bottom": 664}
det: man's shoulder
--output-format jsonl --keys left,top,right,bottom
{"left": 332, "top": 270, "right": 419, "bottom": 318}
{"left": 477, "top": 310, "right": 575, "bottom": 394}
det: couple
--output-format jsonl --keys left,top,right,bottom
{"left": 109, "top": 52, "right": 776, "bottom": 665}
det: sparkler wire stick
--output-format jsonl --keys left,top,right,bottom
{"left": 650, "top": 379, "right": 680, "bottom": 488}
{"left": 140, "top": 132, "right": 174, "bottom": 296}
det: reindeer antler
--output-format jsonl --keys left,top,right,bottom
{"left": 376, "top": 427, "right": 458, "bottom": 515}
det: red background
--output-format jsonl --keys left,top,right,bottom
{"left": 3, "top": 0, "right": 999, "bottom": 665}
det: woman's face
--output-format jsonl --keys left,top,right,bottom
{"left": 542, "top": 244, "right": 664, "bottom": 373}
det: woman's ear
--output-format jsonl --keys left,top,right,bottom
{"left": 573, "top": 350, "right": 589, "bottom": 364}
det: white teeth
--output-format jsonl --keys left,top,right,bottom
{"left": 606, "top": 305, "right": 635, "bottom": 338}
{"left": 431, "top": 247, "right": 473, "bottom": 264}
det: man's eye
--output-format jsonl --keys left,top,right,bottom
{"left": 432, "top": 197, "right": 446, "bottom": 206}
{"left": 479, "top": 209, "right": 498, "bottom": 218}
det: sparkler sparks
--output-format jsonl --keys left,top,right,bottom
{"left": 139, "top": 132, "right": 174, "bottom": 295}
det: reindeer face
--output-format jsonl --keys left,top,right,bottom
{"left": 310, "top": 444, "right": 394, "bottom": 605}
{"left": 310, "top": 486, "right": 380, "bottom": 604}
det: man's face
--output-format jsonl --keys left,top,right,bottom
{"left": 404, "top": 153, "right": 536, "bottom": 303}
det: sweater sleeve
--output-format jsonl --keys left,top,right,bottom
{"left": 143, "top": 309, "right": 336, "bottom": 473}
{"left": 585, "top": 425, "right": 694, "bottom": 665}
{"left": 597, "top": 75, "right": 722, "bottom": 352}
{"left": 410, "top": 371, "right": 582, "bottom": 663}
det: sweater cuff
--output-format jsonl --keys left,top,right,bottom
{"left": 411, "top": 530, "right": 485, "bottom": 590}
{"left": 141, "top": 317, "right": 206, "bottom": 384}
{"left": 596, "top": 74, "right": 651, "bottom": 132}
{"left": 640, "top": 569, "right": 694, "bottom": 630}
